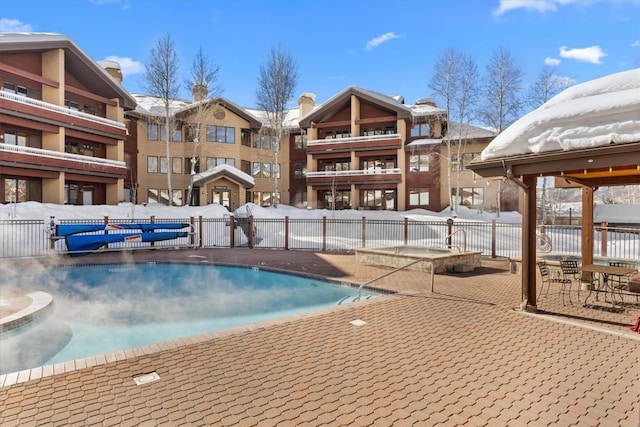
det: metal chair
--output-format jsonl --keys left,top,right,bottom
{"left": 537, "top": 260, "right": 573, "bottom": 305}
{"left": 608, "top": 261, "right": 638, "bottom": 303}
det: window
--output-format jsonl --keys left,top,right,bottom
{"left": 65, "top": 100, "right": 79, "bottom": 111}
{"left": 241, "top": 128, "right": 251, "bottom": 147}
{"left": 252, "top": 162, "right": 261, "bottom": 177}
{"left": 83, "top": 105, "right": 95, "bottom": 115}
{"left": 4, "top": 81, "right": 38, "bottom": 99}
{"left": 321, "top": 190, "right": 351, "bottom": 210}
{"left": 452, "top": 187, "right": 484, "bottom": 207}
{"left": 451, "top": 153, "right": 480, "bottom": 171}
{"left": 294, "top": 133, "right": 307, "bottom": 149}
{"left": 206, "top": 125, "right": 235, "bottom": 143}
{"left": 4, "top": 178, "right": 41, "bottom": 203}
{"left": 172, "top": 190, "right": 183, "bottom": 206}
{"left": 185, "top": 157, "right": 200, "bottom": 174}
{"left": 320, "top": 160, "right": 350, "bottom": 172}
{"left": 362, "top": 157, "right": 395, "bottom": 170}
{"left": 241, "top": 160, "right": 251, "bottom": 175}
{"left": 147, "top": 156, "right": 159, "bottom": 173}
{"left": 294, "top": 163, "right": 306, "bottom": 178}
{"left": 410, "top": 123, "right": 430, "bottom": 137}
{"left": 409, "top": 189, "right": 430, "bottom": 206}
{"left": 250, "top": 191, "right": 279, "bottom": 207}
{"left": 360, "top": 189, "right": 396, "bottom": 210}
{"left": 160, "top": 157, "right": 169, "bottom": 174}
{"left": 172, "top": 128, "right": 182, "bottom": 142}
{"left": 148, "top": 124, "right": 159, "bottom": 141}
{"left": 172, "top": 157, "right": 182, "bottom": 174}
{"left": 362, "top": 127, "right": 395, "bottom": 136}
{"left": 147, "top": 189, "right": 159, "bottom": 203}
{"left": 409, "top": 154, "right": 431, "bottom": 172}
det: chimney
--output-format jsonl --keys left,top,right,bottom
{"left": 298, "top": 92, "right": 316, "bottom": 117}
{"left": 98, "top": 60, "right": 123, "bottom": 84}
{"left": 192, "top": 84, "right": 207, "bottom": 103}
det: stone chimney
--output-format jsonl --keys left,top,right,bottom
{"left": 298, "top": 92, "right": 316, "bottom": 117}
{"left": 98, "top": 60, "right": 123, "bottom": 84}
{"left": 192, "top": 84, "right": 207, "bottom": 103}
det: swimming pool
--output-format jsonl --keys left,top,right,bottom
{"left": 0, "top": 263, "right": 381, "bottom": 375}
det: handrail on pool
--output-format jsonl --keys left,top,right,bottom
{"left": 445, "top": 229, "right": 467, "bottom": 252}
{"left": 357, "top": 258, "right": 435, "bottom": 300}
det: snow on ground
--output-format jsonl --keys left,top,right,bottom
{"left": 0, "top": 202, "right": 522, "bottom": 224}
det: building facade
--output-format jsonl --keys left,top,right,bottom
{"left": 1, "top": 33, "right": 519, "bottom": 213}
{"left": 0, "top": 33, "right": 135, "bottom": 205}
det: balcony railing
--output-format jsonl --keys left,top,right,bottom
{"left": 307, "top": 133, "right": 401, "bottom": 146}
{"left": 0, "top": 143, "right": 126, "bottom": 168}
{"left": 0, "top": 90, "right": 126, "bottom": 130}
{"left": 306, "top": 168, "right": 401, "bottom": 178}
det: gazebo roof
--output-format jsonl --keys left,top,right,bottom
{"left": 469, "top": 68, "right": 640, "bottom": 187}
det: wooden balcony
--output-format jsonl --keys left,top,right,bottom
{"left": 0, "top": 90, "right": 127, "bottom": 142}
{"left": 0, "top": 144, "right": 127, "bottom": 178}
{"left": 306, "top": 168, "right": 402, "bottom": 186}
{"left": 307, "top": 134, "right": 401, "bottom": 154}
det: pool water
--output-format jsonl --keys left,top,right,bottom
{"left": 0, "top": 263, "right": 380, "bottom": 374}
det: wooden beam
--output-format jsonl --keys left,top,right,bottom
{"left": 523, "top": 175, "right": 538, "bottom": 309}
{"left": 66, "top": 85, "right": 118, "bottom": 107}
{"left": 0, "top": 63, "right": 59, "bottom": 88}
{"left": 582, "top": 186, "right": 594, "bottom": 268}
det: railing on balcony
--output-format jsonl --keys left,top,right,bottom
{"left": 0, "top": 143, "right": 126, "bottom": 168}
{"left": 0, "top": 90, "right": 126, "bottom": 130}
{"left": 307, "top": 133, "right": 401, "bottom": 146}
{"left": 306, "top": 168, "right": 401, "bottom": 178}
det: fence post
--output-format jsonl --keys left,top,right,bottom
{"left": 284, "top": 216, "right": 289, "bottom": 250}
{"left": 322, "top": 216, "right": 327, "bottom": 251}
{"left": 198, "top": 216, "right": 203, "bottom": 248}
{"left": 601, "top": 222, "right": 607, "bottom": 257}
{"left": 189, "top": 216, "right": 195, "bottom": 247}
{"left": 362, "top": 217, "right": 366, "bottom": 248}
{"left": 104, "top": 215, "right": 109, "bottom": 250}
{"left": 49, "top": 216, "right": 56, "bottom": 250}
{"left": 446, "top": 218, "right": 453, "bottom": 249}
{"left": 248, "top": 215, "right": 254, "bottom": 249}
{"left": 229, "top": 216, "right": 235, "bottom": 248}
{"left": 404, "top": 217, "right": 408, "bottom": 246}
{"left": 150, "top": 215, "right": 155, "bottom": 247}
{"left": 491, "top": 220, "right": 496, "bottom": 258}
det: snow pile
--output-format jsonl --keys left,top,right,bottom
{"left": 481, "top": 68, "right": 640, "bottom": 160}
{"left": 0, "top": 202, "right": 522, "bottom": 224}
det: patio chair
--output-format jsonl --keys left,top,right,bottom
{"left": 608, "top": 261, "right": 639, "bottom": 304}
{"left": 537, "top": 260, "right": 573, "bottom": 305}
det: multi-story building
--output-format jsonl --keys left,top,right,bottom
{"left": 0, "top": 33, "right": 135, "bottom": 205}
{"left": 2, "top": 33, "right": 518, "bottom": 213}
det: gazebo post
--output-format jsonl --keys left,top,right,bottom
{"left": 581, "top": 186, "right": 595, "bottom": 283}
{"left": 522, "top": 175, "right": 538, "bottom": 311}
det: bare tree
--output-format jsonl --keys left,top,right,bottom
{"left": 255, "top": 46, "right": 299, "bottom": 207}
{"left": 142, "top": 34, "right": 180, "bottom": 206}
{"left": 527, "top": 65, "right": 572, "bottom": 222}
{"left": 526, "top": 65, "right": 573, "bottom": 110}
{"left": 429, "top": 48, "right": 460, "bottom": 213}
{"left": 478, "top": 47, "right": 524, "bottom": 133}
{"left": 429, "top": 48, "right": 479, "bottom": 214}
{"left": 184, "top": 47, "right": 222, "bottom": 206}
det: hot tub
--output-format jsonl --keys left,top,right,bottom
{"left": 355, "top": 246, "right": 482, "bottom": 273}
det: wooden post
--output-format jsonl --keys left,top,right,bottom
{"left": 248, "top": 215, "right": 254, "bottom": 249}
{"left": 582, "top": 186, "right": 594, "bottom": 282}
{"left": 49, "top": 216, "right": 56, "bottom": 250}
{"left": 361, "top": 217, "right": 366, "bottom": 248}
{"left": 523, "top": 175, "right": 537, "bottom": 309}
{"left": 150, "top": 215, "right": 155, "bottom": 247}
{"left": 600, "top": 221, "right": 608, "bottom": 257}
{"left": 322, "top": 216, "right": 327, "bottom": 251}
{"left": 189, "top": 216, "right": 195, "bottom": 247}
{"left": 284, "top": 216, "right": 289, "bottom": 250}
{"left": 403, "top": 217, "right": 408, "bottom": 246}
{"left": 198, "top": 216, "right": 203, "bottom": 248}
{"left": 229, "top": 216, "right": 235, "bottom": 248}
{"left": 491, "top": 220, "right": 496, "bottom": 258}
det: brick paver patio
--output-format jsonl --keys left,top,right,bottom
{"left": 1, "top": 249, "right": 639, "bottom": 426}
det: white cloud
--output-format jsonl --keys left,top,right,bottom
{"left": 493, "top": 0, "right": 639, "bottom": 16}
{"left": 544, "top": 57, "right": 561, "bottom": 66}
{"left": 0, "top": 18, "right": 33, "bottom": 32}
{"left": 559, "top": 45, "right": 607, "bottom": 64}
{"left": 364, "top": 32, "right": 401, "bottom": 51}
{"left": 102, "top": 56, "right": 144, "bottom": 76}
{"left": 632, "top": 40, "right": 640, "bottom": 47}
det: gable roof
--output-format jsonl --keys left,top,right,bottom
{"left": 0, "top": 32, "right": 136, "bottom": 110}
{"left": 192, "top": 164, "right": 255, "bottom": 188}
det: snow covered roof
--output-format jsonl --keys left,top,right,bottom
{"left": 244, "top": 106, "right": 302, "bottom": 130}
{"left": 131, "top": 94, "right": 191, "bottom": 117}
{"left": 446, "top": 122, "right": 497, "bottom": 140}
{"left": 192, "top": 164, "right": 255, "bottom": 188}
{"left": 405, "top": 138, "right": 443, "bottom": 148}
{"left": 594, "top": 204, "right": 640, "bottom": 224}
{"left": 481, "top": 68, "right": 640, "bottom": 161}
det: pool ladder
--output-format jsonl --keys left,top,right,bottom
{"left": 349, "top": 257, "right": 435, "bottom": 302}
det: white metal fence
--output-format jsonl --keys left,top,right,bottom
{"left": 1, "top": 217, "right": 638, "bottom": 261}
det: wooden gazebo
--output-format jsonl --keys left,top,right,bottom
{"left": 468, "top": 68, "right": 640, "bottom": 311}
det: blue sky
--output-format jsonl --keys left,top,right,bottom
{"left": 2, "top": 0, "right": 639, "bottom": 111}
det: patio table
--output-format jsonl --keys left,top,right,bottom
{"left": 581, "top": 264, "right": 637, "bottom": 311}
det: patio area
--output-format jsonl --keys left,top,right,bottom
{"left": 1, "top": 249, "right": 639, "bottom": 426}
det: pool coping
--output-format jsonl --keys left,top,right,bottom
{"left": 0, "top": 291, "right": 53, "bottom": 333}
